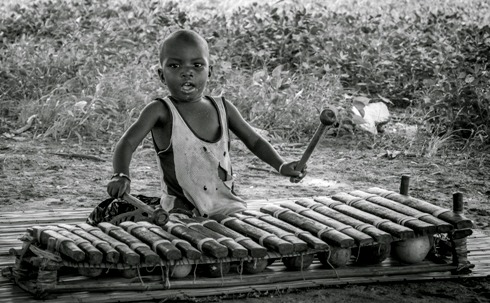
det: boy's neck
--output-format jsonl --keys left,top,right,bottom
{"left": 170, "top": 95, "right": 205, "bottom": 104}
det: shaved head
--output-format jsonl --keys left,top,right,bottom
{"left": 159, "top": 29, "right": 209, "bottom": 66}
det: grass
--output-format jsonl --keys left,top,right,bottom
{"left": 1, "top": 0, "right": 489, "bottom": 149}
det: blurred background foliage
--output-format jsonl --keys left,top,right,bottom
{"left": 0, "top": 0, "right": 489, "bottom": 146}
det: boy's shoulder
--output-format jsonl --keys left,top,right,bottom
{"left": 207, "top": 95, "right": 224, "bottom": 102}
{"left": 146, "top": 97, "right": 167, "bottom": 108}
{"left": 208, "top": 95, "right": 233, "bottom": 107}
{"left": 141, "top": 98, "right": 171, "bottom": 119}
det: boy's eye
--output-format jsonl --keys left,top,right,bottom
{"left": 194, "top": 63, "right": 203, "bottom": 68}
{"left": 168, "top": 64, "right": 180, "bottom": 68}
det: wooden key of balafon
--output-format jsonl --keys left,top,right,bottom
{"left": 282, "top": 202, "right": 375, "bottom": 246}
{"left": 314, "top": 196, "right": 415, "bottom": 239}
{"left": 231, "top": 212, "right": 308, "bottom": 253}
{"left": 137, "top": 221, "right": 202, "bottom": 260}
{"left": 213, "top": 214, "right": 295, "bottom": 255}
{"left": 77, "top": 223, "right": 140, "bottom": 265}
{"left": 294, "top": 198, "right": 392, "bottom": 244}
{"left": 260, "top": 204, "right": 356, "bottom": 248}
{"left": 180, "top": 218, "right": 249, "bottom": 259}
{"left": 242, "top": 210, "right": 329, "bottom": 250}
{"left": 29, "top": 225, "right": 86, "bottom": 262}
{"left": 98, "top": 222, "right": 161, "bottom": 265}
{"left": 193, "top": 217, "right": 268, "bottom": 258}
{"left": 366, "top": 187, "right": 474, "bottom": 229}
{"left": 119, "top": 221, "right": 182, "bottom": 261}
{"left": 332, "top": 192, "right": 438, "bottom": 236}
{"left": 48, "top": 226, "right": 103, "bottom": 264}
{"left": 348, "top": 190, "right": 453, "bottom": 233}
{"left": 57, "top": 223, "right": 120, "bottom": 263}
{"left": 163, "top": 220, "right": 229, "bottom": 259}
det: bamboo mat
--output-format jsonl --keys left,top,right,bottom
{"left": 0, "top": 201, "right": 489, "bottom": 303}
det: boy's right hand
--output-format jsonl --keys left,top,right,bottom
{"left": 279, "top": 161, "right": 307, "bottom": 183}
{"left": 107, "top": 176, "right": 131, "bottom": 198}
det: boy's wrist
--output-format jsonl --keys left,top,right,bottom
{"left": 278, "top": 162, "right": 287, "bottom": 174}
{"left": 111, "top": 172, "right": 131, "bottom": 182}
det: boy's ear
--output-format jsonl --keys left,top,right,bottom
{"left": 208, "top": 65, "right": 213, "bottom": 77}
{"left": 157, "top": 68, "right": 166, "bottom": 84}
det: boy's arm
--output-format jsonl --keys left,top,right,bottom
{"left": 108, "top": 101, "right": 167, "bottom": 198}
{"left": 225, "top": 99, "right": 304, "bottom": 179}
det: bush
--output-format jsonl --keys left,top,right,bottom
{"left": 0, "top": 0, "right": 488, "bottom": 144}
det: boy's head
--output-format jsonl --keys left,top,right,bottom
{"left": 158, "top": 29, "right": 211, "bottom": 102}
{"left": 159, "top": 29, "right": 209, "bottom": 66}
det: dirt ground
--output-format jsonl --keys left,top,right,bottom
{"left": 0, "top": 131, "right": 489, "bottom": 302}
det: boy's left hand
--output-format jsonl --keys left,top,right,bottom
{"left": 279, "top": 161, "right": 307, "bottom": 183}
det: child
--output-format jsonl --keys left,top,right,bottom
{"left": 89, "top": 29, "right": 305, "bottom": 224}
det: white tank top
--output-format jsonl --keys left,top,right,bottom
{"left": 157, "top": 96, "right": 247, "bottom": 217}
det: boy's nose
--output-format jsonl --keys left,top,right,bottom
{"left": 180, "top": 68, "right": 194, "bottom": 78}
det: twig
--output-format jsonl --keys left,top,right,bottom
{"left": 275, "top": 143, "right": 307, "bottom": 150}
{"left": 50, "top": 153, "right": 105, "bottom": 162}
{"left": 13, "top": 115, "right": 38, "bottom": 134}
{"left": 247, "top": 166, "right": 280, "bottom": 175}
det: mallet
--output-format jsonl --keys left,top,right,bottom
{"left": 290, "top": 108, "right": 337, "bottom": 183}
{"left": 122, "top": 193, "right": 169, "bottom": 226}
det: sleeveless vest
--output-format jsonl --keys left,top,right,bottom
{"left": 154, "top": 96, "right": 247, "bottom": 217}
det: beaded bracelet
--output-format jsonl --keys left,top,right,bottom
{"left": 111, "top": 172, "right": 131, "bottom": 182}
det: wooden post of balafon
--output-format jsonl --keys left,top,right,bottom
{"left": 453, "top": 193, "right": 464, "bottom": 215}
{"left": 449, "top": 192, "right": 474, "bottom": 274}
{"left": 400, "top": 175, "right": 410, "bottom": 196}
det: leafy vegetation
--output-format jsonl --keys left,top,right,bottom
{"left": 0, "top": 0, "right": 489, "bottom": 148}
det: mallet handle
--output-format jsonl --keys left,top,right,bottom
{"left": 295, "top": 123, "right": 327, "bottom": 172}
{"left": 291, "top": 109, "right": 337, "bottom": 182}
{"left": 123, "top": 193, "right": 155, "bottom": 215}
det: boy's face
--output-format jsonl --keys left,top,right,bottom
{"left": 158, "top": 37, "right": 210, "bottom": 103}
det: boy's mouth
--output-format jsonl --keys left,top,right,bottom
{"left": 180, "top": 82, "right": 196, "bottom": 94}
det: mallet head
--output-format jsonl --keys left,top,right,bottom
{"left": 319, "top": 108, "right": 337, "bottom": 126}
{"left": 152, "top": 208, "right": 169, "bottom": 226}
